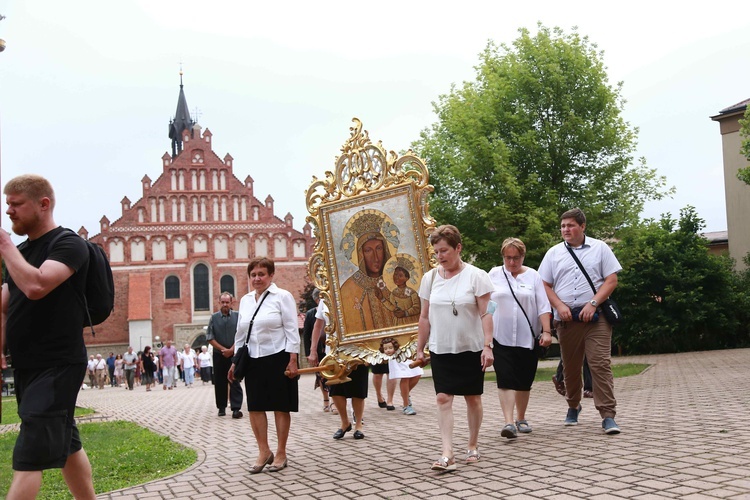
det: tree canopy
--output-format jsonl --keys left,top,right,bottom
{"left": 413, "top": 24, "right": 672, "bottom": 268}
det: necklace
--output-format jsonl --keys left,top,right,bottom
{"left": 442, "top": 262, "right": 464, "bottom": 316}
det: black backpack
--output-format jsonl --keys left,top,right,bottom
{"left": 48, "top": 228, "right": 115, "bottom": 335}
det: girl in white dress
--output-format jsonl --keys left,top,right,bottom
{"left": 381, "top": 337, "right": 422, "bottom": 415}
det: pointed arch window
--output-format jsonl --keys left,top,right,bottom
{"left": 193, "top": 264, "right": 210, "bottom": 311}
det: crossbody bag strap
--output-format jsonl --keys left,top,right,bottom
{"left": 502, "top": 267, "right": 535, "bottom": 341}
{"left": 243, "top": 290, "right": 271, "bottom": 345}
{"left": 564, "top": 243, "right": 598, "bottom": 295}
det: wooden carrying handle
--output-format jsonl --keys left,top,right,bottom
{"left": 285, "top": 366, "right": 330, "bottom": 376}
{"left": 409, "top": 356, "right": 430, "bottom": 369}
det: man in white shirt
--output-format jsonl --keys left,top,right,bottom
{"left": 94, "top": 354, "right": 107, "bottom": 389}
{"left": 86, "top": 355, "right": 97, "bottom": 388}
{"left": 539, "top": 208, "right": 622, "bottom": 435}
{"left": 122, "top": 346, "right": 139, "bottom": 391}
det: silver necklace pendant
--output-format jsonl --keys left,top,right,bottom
{"left": 452, "top": 302, "right": 458, "bottom": 316}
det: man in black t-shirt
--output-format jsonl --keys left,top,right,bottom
{"left": 1, "top": 174, "right": 95, "bottom": 499}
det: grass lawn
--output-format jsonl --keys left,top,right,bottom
{"left": 419, "top": 362, "right": 650, "bottom": 383}
{"left": 0, "top": 419, "right": 197, "bottom": 499}
{"left": 482, "top": 362, "right": 650, "bottom": 384}
{"left": 2, "top": 397, "right": 95, "bottom": 425}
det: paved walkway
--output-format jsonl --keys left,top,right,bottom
{"left": 58, "top": 349, "right": 750, "bottom": 498}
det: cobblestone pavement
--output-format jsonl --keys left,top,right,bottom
{"left": 62, "top": 349, "right": 750, "bottom": 498}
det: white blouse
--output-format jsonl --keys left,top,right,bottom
{"left": 418, "top": 264, "right": 494, "bottom": 354}
{"left": 180, "top": 350, "right": 197, "bottom": 369}
{"left": 234, "top": 283, "right": 300, "bottom": 358}
{"left": 198, "top": 352, "right": 212, "bottom": 368}
{"left": 488, "top": 266, "right": 551, "bottom": 349}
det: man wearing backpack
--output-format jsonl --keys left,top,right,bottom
{"left": 0, "top": 174, "right": 96, "bottom": 500}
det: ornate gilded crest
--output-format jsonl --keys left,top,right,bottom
{"left": 305, "top": 118, "right": 435, "bottom": 383}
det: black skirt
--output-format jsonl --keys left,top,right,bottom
{"left": 370, "top": 362, "right": 389, "bottom": 375}
{"left": 429, "top": 350, "right": 484, "bottom": 395}
{"left": 243, "top": 350, "right": 299, "bottom": 412}
{"left": 328, "top": 363, "right": 368, "bottom": 399}
{"left": 492, "top": 342, "right": 538, "bottom": 391}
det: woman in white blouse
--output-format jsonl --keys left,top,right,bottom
{"left": 229, "top": 257, "right": 299, "bottom": 474}
{"left": 415, "top": 225, "right": 494, "bottom": 473}
{"left": 488, "top": 238, "right": 552, "bottom": 439}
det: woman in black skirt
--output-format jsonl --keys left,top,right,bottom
{"left": 307, "top": 300, "right": 369, "bottom": 439}
{"left": 414, "top": 225, "right": 494, "bottom": 473}
{"left": 229, "top": 257, "right": 299, "bottom": 474}
{"left": 488, "top": 238, "right": 552, "bottom": 439}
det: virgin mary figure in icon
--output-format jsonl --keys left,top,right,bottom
{"left": 339, "top": 209, "right": 400, "bottom": 334}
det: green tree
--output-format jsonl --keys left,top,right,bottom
{"left": 738, "top": 106, "right": 750, "bottom": 185}
{"left": 614, "top": 206, "right": 749, "bottom": 353}
{"left": 413, "top": 24, "right": 672, "bottom": 269}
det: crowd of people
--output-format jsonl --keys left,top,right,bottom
{"left": 0, "top": 170, "right": 621, "bottom": 499}
{"left": 77, "top": 209, "right": 623, "bottom": 477}
{"left": 84, "top": 342, "right": 215, "bottom": 391}
{"left": 302, "top": 211, "right": 622, "bottom": 474}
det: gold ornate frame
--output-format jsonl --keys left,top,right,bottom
{"left": 305, "top": 118, "right": 435, "bottom": 383}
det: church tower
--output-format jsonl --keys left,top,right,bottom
{"left": 86, "top": 75, "right": 314, "bottom": 352}
{"left": 168, "top": 70, "right": 194, "bottom": 159}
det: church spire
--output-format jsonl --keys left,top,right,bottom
{"left": 168, "top": 69, "right": 194, "bottom": 159}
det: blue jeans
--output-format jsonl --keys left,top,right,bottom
{"left": 184, "top": 366, "right": 195, "bottom": 385}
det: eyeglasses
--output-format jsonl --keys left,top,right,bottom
{"left": 503, "top": 255, "right": 523, "bottom": 262}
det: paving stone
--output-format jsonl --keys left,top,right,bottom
{"left": 35, "top": 348, "right": 750, "bottom": 499}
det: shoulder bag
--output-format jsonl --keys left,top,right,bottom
{"left": 502, "top": 267, "right": 549, "bottom": 359}
{"left": 232, "top": 290, "right": 270, "bottom": 382}
{"left": 564, "top": 244, "right": 623, "bottom": 325}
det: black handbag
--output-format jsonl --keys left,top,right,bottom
{"left": 564, "top": 244, "right": 623, "bottom": 325}
{"left": 502, "top": 267, "right": 549, "bottom": 359}
{"left": 232, "top": 290, "right": 270, "bottom": 382}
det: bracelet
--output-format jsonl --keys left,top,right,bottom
{"left": 542, "top": 331, "right": 551, "bottom": 334}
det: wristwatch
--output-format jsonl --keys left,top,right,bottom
{"left": 590, "top": 299, "right": 598, "bottom": 307}
{"left": 486, "top": 341, "right": 494, "bottom": 348}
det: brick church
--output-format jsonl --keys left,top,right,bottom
{"left": 83, "top": 77, "right": 314, "bottom": 353}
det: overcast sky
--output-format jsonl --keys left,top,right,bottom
{"left": 1, "top": 1, "right": 749, "bottom": 243}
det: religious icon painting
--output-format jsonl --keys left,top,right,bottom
{"left": 306, "top": 118, "right": 436, "bottom": 379}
